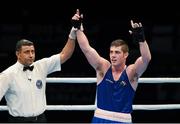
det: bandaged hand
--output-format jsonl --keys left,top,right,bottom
{"left": 71, "top": 9, "right": 83, "bottom": 31}
{"left": 69, "top": 9, "right": 84, "bottom": 40}
{"left": 129, "top": 20, "right": 145, "bottom": 43}
{"left": 69, "top": 27, "right": 77, "bottom": 40}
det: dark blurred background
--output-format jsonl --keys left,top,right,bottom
{"left": 0, "top": 1, "right": 180, "bottom": 123}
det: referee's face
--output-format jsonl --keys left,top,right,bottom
{"left": 16, "top": 45, "right": 35, "bottom": 66}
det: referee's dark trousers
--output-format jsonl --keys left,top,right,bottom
{"left": 8, "top": 113, "right": 47, "bottom": 123}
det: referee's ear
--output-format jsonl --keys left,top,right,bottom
{"left": 16, "top": 51, "right": 19, "bottom": 58}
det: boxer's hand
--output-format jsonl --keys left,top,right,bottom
{"left": 71, "top": 9, "right": 83, "bottom": 30}
{"left": 129, "top": 20, "right": 145, "bottom": 43}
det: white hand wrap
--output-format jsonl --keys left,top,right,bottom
{"left": 69, "top": 27, "right": 77, "bottom": 40}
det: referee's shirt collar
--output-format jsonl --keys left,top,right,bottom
{"left": 16, "top": 61, "right": 34, "bottom": 71}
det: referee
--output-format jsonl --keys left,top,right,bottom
{"left": 0, "top": 11, "right": 77, "bottom": 122}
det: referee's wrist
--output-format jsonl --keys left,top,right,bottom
{"left": 69, "top": 27, "right": 77, "bottom": 40}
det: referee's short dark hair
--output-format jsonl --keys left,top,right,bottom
{"left": 16, "top": 39, "right": 34, "bottom": 51}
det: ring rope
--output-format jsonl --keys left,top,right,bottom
{"left": 47, "top": 77, "right": 180, "bottom": 83}
{"left": 0, "top": 77, "right": 180, "bottom": 111}
{"left": 1, "top": 104, "right": 180, "bottom": 111}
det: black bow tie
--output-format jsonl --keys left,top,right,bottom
{"left": 23, "top": 65, "right": 34, "bottom": 71}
